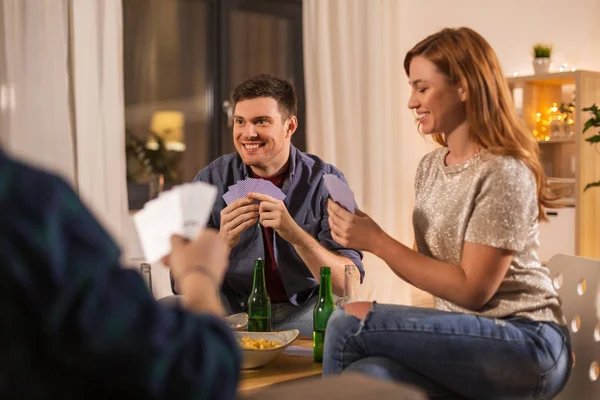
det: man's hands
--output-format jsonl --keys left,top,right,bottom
{"left": 219, "top": 198, "right": 260, "bottom": 250}
{"left": 247, "top": 192, "right": 305, "bottom": 245}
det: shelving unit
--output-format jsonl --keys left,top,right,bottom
{"left": 507, "top": 70, "right": 600, "bottom": 261}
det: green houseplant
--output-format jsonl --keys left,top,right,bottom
{"left": 533, "top": 44, "right": 553, "bottom": 58}
{"left": 532, "top": 43, "right": 553, "bottom": 74}
{"left": 125, "top": 130, "right": 181, "bottom": 202}
{"left": 582, "top": 103, "right": 600, "bottom": 192}
{"left": 126, "top": 130, "right": 180, "bottom": 182}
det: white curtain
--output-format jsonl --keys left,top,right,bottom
{"left": 303, "top": 0, "right": 434, "bottom": 305}
{"left": 70, "top": 0, "right": 129, "bottom": 250}
{"left": 0, "top": 0, "right": 129, "bottom": 254}
{"left": 0, "top": 0, "right": 75, "bottom": 182}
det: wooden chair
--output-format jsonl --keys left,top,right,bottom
{"left": 546, "top": 254, "right": 600, "bottom": 399}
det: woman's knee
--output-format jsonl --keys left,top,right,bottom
{"left": 343, "top": 301, "right": 373, "bottom": 320}
{"left": 325, "top": 307, "right": 360, "bottom": 344}
{"left": 325, "top": 307, "right": 346, "bottom": 336}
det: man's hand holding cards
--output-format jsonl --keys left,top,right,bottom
{"left": 133, "top": 181, "right": 218, "bottom": 263}
{"left": 222, "top": 178, "right": 286, "bottom": 205}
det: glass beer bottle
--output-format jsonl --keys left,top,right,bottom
{"left": 140, "top": 263, "right": 154, "bottom": 299}
{"left": 313, "top": 266, "right": 336, "bottom": 362}
{"left": 341, "top": 264, "right": 361, "bottom": 306}
{"left": 247, "top": 258, "right": 271, "bottom": 332}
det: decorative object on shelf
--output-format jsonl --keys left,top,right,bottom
{"left": 532, "top": 43, "right": 553, "bottom": 74}
{"left": 126, "top": 130, "right": 181, "bottom": 199}
{"left": 533, "top": 102, "right": 573, "bottom": 141}
{"left": 559, "top": 103, "right": 575, "bottom": 139}
{"left": 582, "top": 104, "right": 600, "bottom": 192}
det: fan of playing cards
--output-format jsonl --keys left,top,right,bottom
{"left": 223, "top": 178, "right": 286, "bottom": 205}
{"left": 323, "top": 174, "right": 356, "bottom": 213}
{"left": 133, "top": 181, "right": 218, "bottom": 263}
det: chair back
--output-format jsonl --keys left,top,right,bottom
{"left": 546, "top": 254, "right": 600, "bottom": 399}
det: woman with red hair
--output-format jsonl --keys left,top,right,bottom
{"left": 324, "top": 27, "right": 571, "bottom": 399}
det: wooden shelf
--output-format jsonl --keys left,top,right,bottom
{"left": 537, "top": 138, "right": 575, "bottom": 144}
{"left": 509, "top": 70, "right": 594, "bottom": 85}
{"left": 507, "top": 70, "right": 600, "bottom": 260}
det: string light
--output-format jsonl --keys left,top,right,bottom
{"left": 533, "top": 102, "right": 574, "bottom": 141}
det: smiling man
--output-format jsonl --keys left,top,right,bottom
{"left": 176, "top": 74, "right": 363, "bottom": 335}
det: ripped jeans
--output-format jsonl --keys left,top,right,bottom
{"left": 322, "top": 303, "right": 571, "bottom": 400}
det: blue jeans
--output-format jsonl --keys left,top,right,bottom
{"left": 323, "top": 303, "right": 571, "bottom": 400}
{"left": 271, "top": 296, "right": 318, "bottom": 337}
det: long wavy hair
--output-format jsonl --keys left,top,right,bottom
{"left": 404, "top": 27, "right": 560, "bottom": 221}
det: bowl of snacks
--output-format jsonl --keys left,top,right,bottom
{"left": 235, "top": 329, "right": 300, "bottom": 369}
{"left": 224, "top": 312, "right": 248, "bottom": 331}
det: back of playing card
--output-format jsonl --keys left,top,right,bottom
{"left": 323, "top": 174, "right": 356, "bottom": 213}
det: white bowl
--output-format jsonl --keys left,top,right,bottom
{"left": 235, "top": 329, "right": 300, "bottom": 369}
{"left": 224, "top": 312, "right": 248, "bottom": 331}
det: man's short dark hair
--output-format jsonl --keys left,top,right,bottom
{"left": 232, "top": 74, "right": 297, "bottom": 119}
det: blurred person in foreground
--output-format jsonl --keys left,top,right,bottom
{"left": 322, "top": 27, "right": 571, "bottom": 399}
{"left": 0, "top": 149, "right": 239, "bottom": 399}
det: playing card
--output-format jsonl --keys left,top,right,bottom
{"left": 179, "top": 182, "right": 218, "bottom": 238}
{"left": 323, "top": 174, "right": 356, "bottom": 213}
{"left": 222, "top": 190, "right": 237, "bottom": 205}
{"left": 264, "top": 181, "right": 286, "bottom": 201}
{"left": 223, "top": 182, "right": 243, "bottom": 205}
{"left": 134, "top": 181, "right": 218, "bottom": 263}
{"left": 254, "top": 179, "right": 286, "bottom": 201}
{"left": 253, "top": 179, "right": 269, "bottom": 195}
{"left": 222, "top": 177, "right": 286, "bottom": 204}
{"left": 133, "top": 192, "right": 181, "bottom": 263}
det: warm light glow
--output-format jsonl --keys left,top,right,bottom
{"left": 149, "top": 111, "right": 186, "bottom": 152}
{"left": 532, "top": 102, "right": 575, "bottom": 141}
{"left": 513, "top": 71, "right": 519, "bottom": 77}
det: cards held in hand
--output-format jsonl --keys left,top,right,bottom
{"left": 223, "top": 177, "right": 286, "bottom": 205}
{"left": 323, "top": 174, "right": 356, "bottom": 213}
{"left": 133, "top": 181, "right": 218, "bottom": 263}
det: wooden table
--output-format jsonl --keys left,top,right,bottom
{"left": 238, "top": 337, "right": 322, "bottom": 393}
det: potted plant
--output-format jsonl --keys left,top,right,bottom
{"left": 126, "top": 130, "right": 181, "bottom": 208}
{"left": 532, "top": 43, "right": 553, "bottom": 74}
{"left": 582, "top": 103, "right": 600, "bottom": 191}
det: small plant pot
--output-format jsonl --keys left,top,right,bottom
{"left": 533, "top": 57, "right": 552, "bottom": 74}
